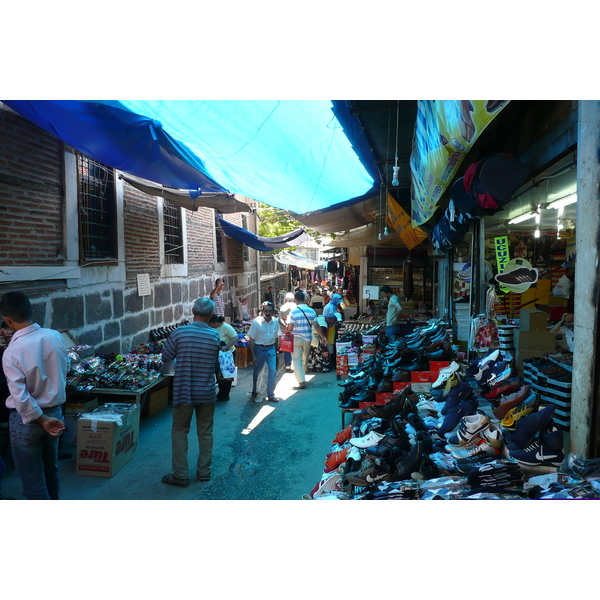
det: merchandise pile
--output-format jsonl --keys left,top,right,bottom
{"left": 67, "top": 353, "right": 163, "bottom": 393}
{"left": 308, "top": 321, "right": 600, "bottom": 500}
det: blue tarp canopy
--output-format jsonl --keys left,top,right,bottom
{"left": 217, "top": 215, "right": 309, "bottom": 252}
{"left": 3, "top": 100, "right": 376, "bottom": 213}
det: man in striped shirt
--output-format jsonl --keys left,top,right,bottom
{"left": 286, "top": 291, "right": 327, "bottom": 389}
{"left": 161, "top": 297, "right": 220, "bottom": 487}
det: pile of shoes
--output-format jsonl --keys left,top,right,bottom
{"left": 337, "top": 320, "right": 455, "bottom": 410}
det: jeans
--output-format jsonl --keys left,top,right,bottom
{"left": 252, "top": 345, "right": 277, "bottom": 398}
{"left": 283, "top": 351, "right": 292, "bottom": 367}
{"left": 386, "top": 325, "right": 402, "bottom": 342}
{"left": 9, "top": 405, "right": 63, "bottom": 500}
{"left": 172, "top": 402, "right": 216, "bottom": 481}
{"left": 291, "top": 337, "right": 312, "bottom": 384}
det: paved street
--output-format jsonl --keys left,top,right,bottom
{"left": 1, "top": 363, "right": 341, "bottom": 500}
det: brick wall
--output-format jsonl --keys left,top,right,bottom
{"left": 0, "top": 102, "right": 259, "bottom": 353}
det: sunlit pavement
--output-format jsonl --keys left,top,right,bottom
{"left": 1, "top": 363, "right": 343, "bottom": 500}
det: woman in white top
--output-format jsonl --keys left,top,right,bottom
{"left": 209, "top": 315, "right": 238, "bottom": 401}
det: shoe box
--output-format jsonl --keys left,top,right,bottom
{"left": 335, "top": 354, "right": 349, "bottom": 379}
{"left": 523, "top": 363, "right": 572, "bottom": 429}
{"left": 393, "top": 381, "right": 411, "bottom": 392}
{"left": 429, "top": 361, "right": 450, "bottom": 381}
{"left": 411, "top": 371, "right": 431, "bottom": 394}
{"left": 76, "top": 403, "right": 140, "bottom": 478}
{"left": 375, "top": 392, "right": 394, "bottom": 405}
{"left": 497, "top": 325, "right": 517, "bottom": 352}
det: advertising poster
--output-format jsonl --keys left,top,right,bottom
{"left": 410, "top": 100, "right": 510, "bottom": 227}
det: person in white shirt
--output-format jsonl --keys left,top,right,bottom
{"left": 248, "top": 302, "right": 281, "bottom": 403}
{"left": 1, "top": 291, "right": 68, "bottom": 500}
{"left": 380, "top": 285, "right": 403, "bottom": 342}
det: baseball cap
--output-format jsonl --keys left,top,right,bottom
{"left": 261, "top": 301, "right": 275, "bottom": 310}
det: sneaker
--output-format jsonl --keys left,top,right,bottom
{"left": 429, "top": 452, "right": 456, "bottom": 473}
{"left": 505, "top": 404, "right": 557, "bottom": 450}
{"left": 346, "top": 461, "right": 391, "bottom": 486}
{"left": 485, "top": 376, "right": 524, "bottom": 400}
{"left": 332, "top": 424, "right": 353, "bottom": 445}
{"left": 482, "top": 423, "right": 503, "bottom": 449}
{"left": 539, "top": 425, "right": 564, "bottom": 453}
{"left": 500, "top": 392, "right": 540, "bottom": 430}
{"left": 454, "top": 452, "right": 496, "bottom": 474}
{"left": 411, "top": 455, "right": 441, "bottom": 480}
{"left": 450, "top": 437, "right": 500, "bottom": 460}
{"left": 251, "top": 392, "right": 262, "bottom": 403}
{"left": 324, "top": 447, "right": 350, "bottom": 472}
{"left": 431, "top": 361, "right": 461, "bottom": 389}
{"left": 508, "top": 441, "right": 564, "bottom": 467}
{"left": 349, "top": 430, "right": 386, "bottom": 449}
{"left": 466, "top": 349, "right": 500, "bottom": 375}
{"left": 364, "top": 433, "right": 411, "bottom": 457}
{"left": 492, "top": 385, "right": 530, "bottom": 420}
{"left": 446, "top": 413, "right": 491, "bottom": 446}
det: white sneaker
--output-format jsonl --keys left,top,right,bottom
{"left": 349, "top": 430, "right": 385, "bottom": 449}
{"left": 431, "top": 361, "right": 461, "bottom": 389}
{"left": 450, "top": 439, "right": 499, "bottom": 460}
{"left": 446, "top": 413, "right": 491, "bottom": 446}
{"left": 347, "top": 446, "right": 363, "bottom": 461}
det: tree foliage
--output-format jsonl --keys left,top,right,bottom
{"left": 257, "top": 202, "right": 333, "bottom": 251}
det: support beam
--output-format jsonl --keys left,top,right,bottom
{"left": 570, "top": 101, "right": 600, "bottom": 457}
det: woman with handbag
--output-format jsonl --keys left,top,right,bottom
{"left": 209, "top": 315, "right": 238, "bottom": 401}
{"left": 278, "top": 292, "right": 296, "bottom": 372}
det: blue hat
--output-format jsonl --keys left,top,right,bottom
{"left": 330, "top": 294, "right": 342, "bottom": 306}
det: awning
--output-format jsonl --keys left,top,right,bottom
{"left": 274, "top": 251, "right": 321, "bottom": 270}
{"left": 326, "top": 224, "right": 406, "bottom": 248}
{"left": 3, "top": 100, "right": 375, "bottom": 214}
{"left": 217, "top": 215, "right": 308, "bottom": 252}
{"left": 290, "top": 193, "right": 382, "bottom": 234}
{"left": 119, "top": 174, "right": 251, "bottom": 214}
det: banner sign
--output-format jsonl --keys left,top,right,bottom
{"left": 410, "top": 100, "right": 510, "bottom": 227}
{"left": 494, "top": 236, "right": 511, "bottom": 294}
{"left": 386, "top": 194, "right": 428, "bottom": 250}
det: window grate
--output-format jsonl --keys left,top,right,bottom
{"left": 215, "top": 214, "right": 225, "bottom": 263}
{"left": 77, "top": 153, "right": 117, "bottom": 260}
{"left": 163, "top": 200, "right": 183, "bottom": 264}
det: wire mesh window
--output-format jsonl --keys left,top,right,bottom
{"left": 242, "top": 215, "right": 249, "bottom": 261}
{"left": 215, "top": 214, "right": 225, "bottom": 263}
{"left": 77, "top": 153, "right": 117, "bottom": 260}
{"left": 163, "top": 200, "right": 183, "bottom": 264}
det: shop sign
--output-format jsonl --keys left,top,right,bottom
{"left": 410, "top": 100, "right": 510, "bottom": 227}
{"left": 494, "top": 236, "right": 510, "bottom": 294}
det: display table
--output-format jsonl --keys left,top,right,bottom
{"left": 91, "top": 376, "right": 171, "bottom": 415}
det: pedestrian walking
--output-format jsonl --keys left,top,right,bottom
{"left": 248, "top": 301, "right": 281, "bottom": 403}
{"left": 210, "top": 277, "right": 226, "bottom": 317}
{"left": 208, "top": 315, "right": 238, "bottom": 402}
{"left": 278, "top": 292, "right": 297, "bottom": 372}
{"left": 161, "top": 297, "right": 220, "bottom": 486}
{"left": 286, "top": 291, "right": 327, "bottom": 389}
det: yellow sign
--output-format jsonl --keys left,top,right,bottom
{"left": 410, "top": 100, "right": 509, "bottom": 227}
{"left": 386, "top": 194, "right": 428, "bottom": 250}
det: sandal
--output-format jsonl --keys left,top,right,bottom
{"left": 161, "top": 473, "right": 191, "bottom": 487}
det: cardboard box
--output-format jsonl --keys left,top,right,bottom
{"left": 142, "top": 386, "right": 169, "bottom": 416}
{"left": 519, "top": 309, "right": 549, "bottom": 332}
{"left": 358, "top": 401, "right": 376, "bottom": 409}
{"left": 64, "top": 397, "right": 99, "bottom": 414}
{"left": 76, "top": 403, "right": 140, "bottom": 478}
{"left": 411, "top": 371, "right": 431, "bottom": 383}
{"left": 376, "top": 392, "right": 394, "bottom": 405}
{"left": 514, "top": 330, "right": 556, "bottom": 352}
{"left": 429, "top": 361, "right": 450, "bottom": 372}
{"left": 412, "top": 382, "right": 431, "bottom": 394}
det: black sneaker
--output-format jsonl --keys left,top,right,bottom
{"left": 394, "top": 441, "right": 423, "bottom": 481}
{"left": 495, "top": 267, "right": 538, "bottom": 285}
{"left": 346, "top": 461, "right": 391, "bottom": 486}
{"left": 411, "top": 455, "right": 441, "bottom": 480}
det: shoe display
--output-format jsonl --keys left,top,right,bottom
{"left": 446, "top": 413, "right": 491, "bottom": 446}
{"left": 349, "top": 430, "right": 386, "bottom": 449}
{"left": 346, "top": 460, "right": 391, "bottom": 486}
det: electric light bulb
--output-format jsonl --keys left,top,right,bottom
{"left": 384, "top": 226, "right": 389, "bottom": 236}
{"left": 534, "top": 228, "right": 540, "bottom": 238}
{"left": 392, "top": 166, "right": 400, "bottom": 187}
{"left": 378, "top": 233, "right": 382, "bottom": 240}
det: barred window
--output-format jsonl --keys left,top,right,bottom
{"left": 163, "top": 200, "right": 184, "bottom": 264}
{"left": 215, "top": 214, "right": 225, "bottom": 263}
{"left": 77, "top": 153, "right": 117, "bottom": 260}
{"left": 242, "top": 215, "right": 249, "bottom": 261}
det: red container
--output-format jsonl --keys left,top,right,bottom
{"left": 411, "top": 371, "right": 431, "bottom": 383}
{"left": 429, "top": 361, "right": 450, "bottom": 371}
